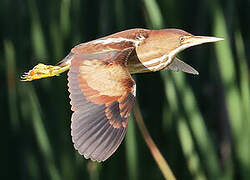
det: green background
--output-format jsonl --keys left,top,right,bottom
{"left": 1, "top": 0, "right": 250, "bottom": 179}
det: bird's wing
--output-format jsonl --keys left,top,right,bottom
{"left": 166, "top": 57, "right": 199, "bottom": 75}
{"left": 67, "top": 48, "right": 136, "bottom": 162}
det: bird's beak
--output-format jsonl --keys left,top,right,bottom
{"left": 184, "top": 35, "right": 224, "bottom": 47}
{"left": 168, "top": 35, "right": 224, "bottom": 59}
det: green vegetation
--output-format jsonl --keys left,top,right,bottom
{"left": 1, "top": 0, "right": 249, "bottom": 179}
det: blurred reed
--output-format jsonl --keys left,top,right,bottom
{"left": 2, "top": 0, "right": 249, "bottom": 179}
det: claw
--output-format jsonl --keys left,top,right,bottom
{"left": 21, "top": 63, "right": 70, "bottom": 81}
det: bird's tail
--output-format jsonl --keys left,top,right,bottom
{"left": 21, "top": 53, "right": 72, "bottom": 81}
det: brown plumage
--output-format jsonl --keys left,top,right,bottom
{"left": 22, "top": 28, "right": 223, "bottom": 162}
{"left": 68, "top": 47, "right": 136, "bottom": 161}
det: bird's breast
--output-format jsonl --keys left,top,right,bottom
{"left": 127, "top": 50, "right": 171, "bottom": 74}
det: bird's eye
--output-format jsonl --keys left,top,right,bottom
{"left": 179, "top": 36, "right": 185, "bottom": 42}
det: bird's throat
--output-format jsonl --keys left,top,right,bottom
{"left": 127, "top": 53, "right": 172, "bottom": 74}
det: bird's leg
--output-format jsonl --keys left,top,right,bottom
{"left": 21, "top": 62, "right": 70, "bottom": 81}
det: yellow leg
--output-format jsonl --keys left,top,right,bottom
{"left": 21, "top": 63, "right": 70, "bottom": 81}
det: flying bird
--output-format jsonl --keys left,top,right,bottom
{"left": 22, "top": 28, "right": 223, "bottom": 162}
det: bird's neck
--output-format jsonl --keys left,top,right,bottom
{"left": 127, "top": 51, "right": 172, "bottom": 74}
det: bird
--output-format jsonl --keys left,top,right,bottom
{"left": 22, "top": 28, "right": 223, "bottom": 162}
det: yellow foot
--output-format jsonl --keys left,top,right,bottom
{"left": 21, "top": 63, "right": 70, "bottom": 81}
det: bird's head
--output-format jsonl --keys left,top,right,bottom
{"left": 134, "top": 29, "right": 223, "bottom": 72}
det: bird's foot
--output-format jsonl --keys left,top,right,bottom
{"left": 21, "top": 63, "right": 70, "bottom": 81}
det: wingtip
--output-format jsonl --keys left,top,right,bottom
{"left": 193, "top": 70, "right": 199, "bottom": 75}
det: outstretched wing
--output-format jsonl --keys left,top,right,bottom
{"left": 68, "top": 48, "right": 136, "bottom": 162}
{"left": 166, "top": 57, "right": 199, "bottom": 75}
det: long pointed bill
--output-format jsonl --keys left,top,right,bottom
{"left": 184, "top": 36, "right": 224, "bottom": 47}
{"left": 166, "top": 35, "right": 224, "bottom": 74}
{"left": 167, "top": 35, "right": 224, "bottom": 62}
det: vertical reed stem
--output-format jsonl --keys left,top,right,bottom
{"left": 133, "top": 101, "right": 176, "bottom": 180}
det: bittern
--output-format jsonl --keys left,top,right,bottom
{"left": 22, "top": 28, "right": 223, "bottom": 162}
